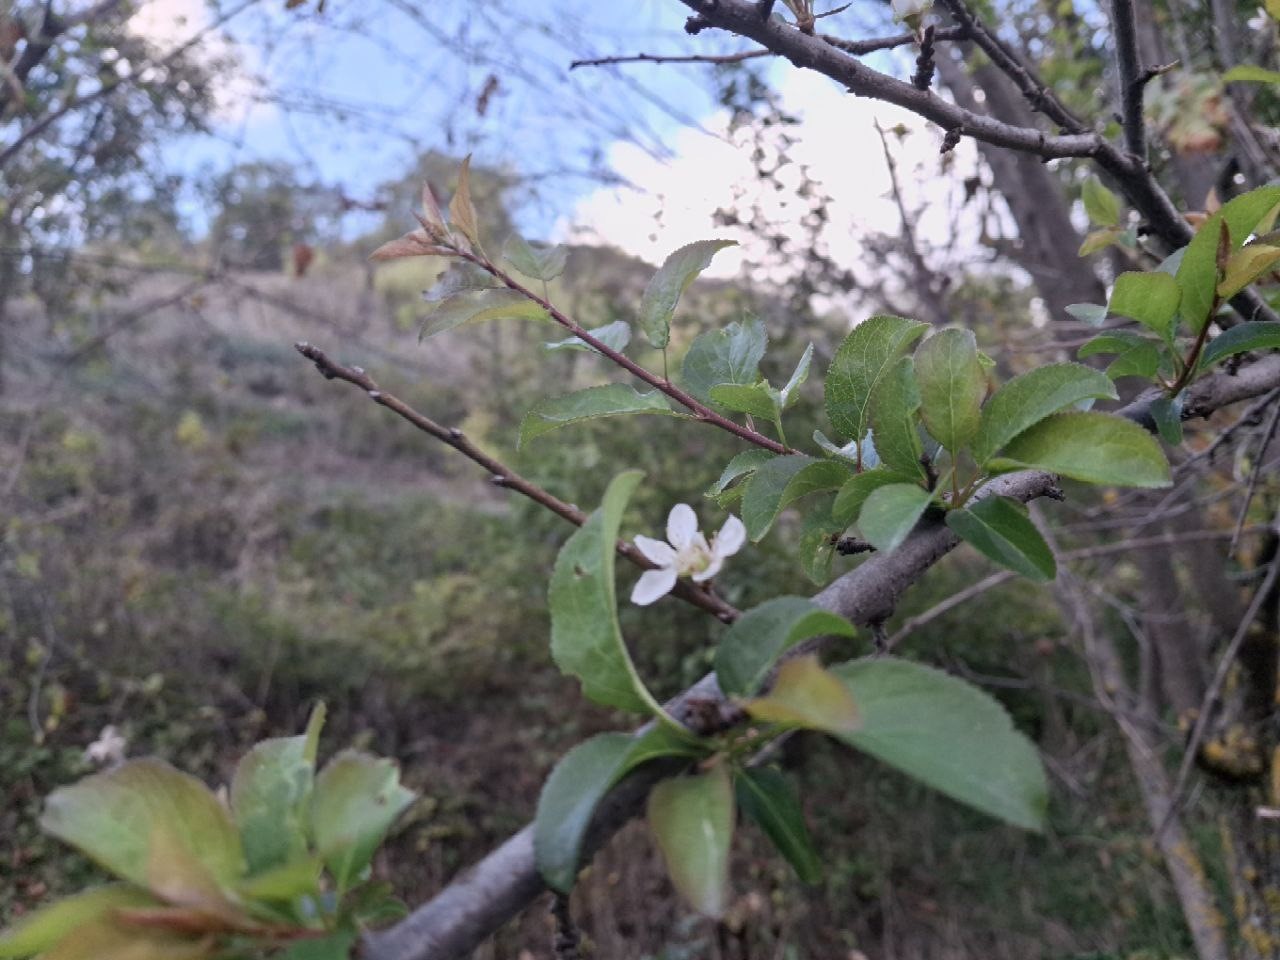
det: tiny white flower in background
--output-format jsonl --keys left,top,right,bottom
{"left": 1247, "top": 7, "right": 1270, "bottom": 30}
{"left": 84, "top": 725, "right": 127, "bottom": 767}
{"left": 631, "top": 503, "right": 746, "bottom": 606}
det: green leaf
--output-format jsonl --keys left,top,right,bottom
{"left": 503, "top": 233, "right": 569, "bottom": 281}
{"left": 310, "top": 750, "right": 415, "bottom": 894}
{"left": 741, "top": 455, "right": 853, "bottom": 542}
{"left": 236, "top": 857, "right": 322, "bottom": 901}
{"left": 280, "top": 930, "right": 359, "bottom": 960}
{"left": 544, "top": 320, "right": 631, "bottom": 355}
{"left": 796, "top": 494, "right": 840, "bottom": 585}
{"left": 734, "top": 768, "right": 821, "bottom": 884}
{"left": 745, "top": 655, "right": 860, "bottom": 735}
{"left": 1201, "top": 321, "right": 1280, "bottom": 369}
{"left": 868, "top": 357, "right": 925, "bottom": 479}
{"left": 1223, "top": 65, "right": 1280, "bottom": 84}
{"left": 0, "top": 887, "right": 157, "bottom": 959}
{"left": 709, "top": 382, "right": 780, "bottom": 421}
{"left": 230, "top": 735, "right": 315, "bottom": 875}
{"left": 419, "top": 288, "right": 549, "bottom": 340}
{"left": 832, "top": 658, "right": 1048, "bottom": 831}
{"left": 971, "top": 363, "right": 1117, "bottom": 466}
{"left": 1109, "top": 272, "right": 1181, "bottom": 341}
{"left": 519, "top": 385, "right": 679, "bottom": 448}
{"left": 1219, "top": 244, "right": 1280, "bottom": 299}
{"left": 681, "top": 315, "right": 767, "bottom": 405}
{"left": 1078, "top": 332, "right": 1164, "bottom": 381}
{"left": 705, "top": 449, "right": 774, "bottom": 499}
{"left": 812, "top": 429, "right": 863, "bottom": 465}
{"left": 1150, "top": 394, "right": 1184, "bottom": 445}
{"left": 639, "top": 240, "right": 737, "bottom": 349}
{"left": 448, "top": 155, "right": 481, "bottom": 250}
{"left": 713, "top": 596, "right": 856, "bottom": 698}
{"left": 1078, "top": 227, "right": 1125, "bottom": 257}
{"left": 857, "top": 483, "right": 933, "bottom": 553}
{"left": 535, "top": 728, "right": 702, "bottom": 893}
{"left": 1177, "top": 185, "right": 1280, "bottom": 332}
{"left": 1082, "top": 176, "right": 1121, "bottom": 227}
{"left": 825, "top": 315, "right": 928, "bottom": 444}
{"left": 549, "top": 471, "right": 661, "bottom": 713}
{"left": 913, "top": 328, "right": 985, "bottom": 456}
{"left": 779, "top": 343, "right": 814, "bottom": 408}
{"left": 945, "top": 496, "right": 1056, "bottom": 581}
{"left": 40, "top": 758, "right": 245, "bottom": 889}
{"left": 831, "top": 468, "right": 914, "bottom": 528}
{"left": 23, "top": 916, "right": 211, "bottom": 960}
{"left": 990, "top": 411, "right": 1171, "bottom": 488}
{"left": 1065, "top": 303, "right": 1108, "bottom": 327}
{"left": 648, "top": 765, "right": 735, "bottom": 918}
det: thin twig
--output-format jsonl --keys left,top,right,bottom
{"left": 1228, "top": 399, "right": 1280, "bottom": 557}
{"left": 1160, "top": 546, "right": 1280, "bottom": 837}
{"left": 570, "top": 49, "right": 769, "bottom": 69}
{"left": 294, "top": 342, "right": 740, "bottom": 624}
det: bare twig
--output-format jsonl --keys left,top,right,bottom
{"left": 570, "top": 49, "right": 769, "bottom": 69}
{"left": 1228, "top": 399, "right": 1280, "bottom": 556}
{"left": 1109, "top": 0, "right": 1147, "bottom": 160}
{"left": 294, "top": 342, "right": 740, "bottom": 624}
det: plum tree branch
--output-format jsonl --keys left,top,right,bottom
{"left": 352, "top": 352, "right": 1280, "bottom": 960}
{"left": 294, "top": 341, "right": 740, "bottom": 624}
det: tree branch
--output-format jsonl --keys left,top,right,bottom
{"left": 354, "top": 353, "right": 1280, "bottom": 960}
{"left": 1109, "top": 0, "right": 1147, "bottom": 161}
{"left": 294, "top": 342, "right": 740, "bottom": 624}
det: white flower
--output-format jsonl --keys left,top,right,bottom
{"left": 1247, "top": 7, "right": 1270, "bottom": 30}
{"left": 630, "top": 503, "right": 746, "bottom": 606}
{"left": 84, "top": 725, "right": 127, "bottom": 767}
{"left": 891, "top": 0, "right": 933, "bottom": 24}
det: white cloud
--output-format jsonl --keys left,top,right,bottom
{"left": 561, "top": 67, "right": 987, "bottom": 294}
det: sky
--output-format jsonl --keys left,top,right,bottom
{"left": 123, "top": 0, "right": 985, "bottom": 279}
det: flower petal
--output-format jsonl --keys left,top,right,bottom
{"left": 667, "top": 503, "right": 699, "bottom": 550}
{"left": 712, "top": 515, "right": 746, "bottom": 558}
{"left": 634, "top": 535, "right": 677, "bottom": 566}
{"left": 691, "top": 555, "right": 724, "bottom": 583}
{"left": 631, "top": 567, "right": 678, "bottom": 606}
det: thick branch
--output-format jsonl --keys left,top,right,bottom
{"left": 294, "top": 342, "right": 739, "bottom": 624}
{"left": 1109, "top": 0, "right": 1147, "bottom": 160}
{"left": 357, "top": 354, "right": 1280, "bottom": 960}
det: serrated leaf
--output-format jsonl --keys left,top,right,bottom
{"left": 230, "top": 735, "right": 314, "bottom": 876}
{"left": 0, "top": 887, "right": 158, "bottom": 959}
{"left": 709, "top": 382, "right": 780, "bottom": 421}
{"left": 419, "top": 289, "right": 549, "bottom": 340}
{"left": 971, "top": 363, "right": 1117, "bottom": 466}
{"left": 735, "top": 768, "right": 821, "bottom": 885}
{"left": 990, "top": 411, "right": 1170, "bottom": 487}
{"left": 448, "top": 155, "right": 481, "bottom": 249}
{"left": 1223, "top": 65, "right": 1280, "bottom": 84}
{"left": 746, "top": 655, "right": 860, "bottom": 735}
{"left": 544, "top": 320, "right": 631, "bottom": 355}
{"left": 913, "top": 328, "right": 985, "bottom": 456}
{"left": 779, "top": 343, "right": 814, "bottom": 408}
{"left": 1219, "top": 245, "right": 1280, "bottom": 299}
{"left": 1065, "top": 303, "right": 1108, "bottom": 326}
{"left": 549, "top": 471, "right": 661, "bottom": 713}
{"left": 1078, "top": 227, "right": 1125, "bottom": 257}
{"left": 639, "top": 240, "right": 737, "bottom": 349}
{"left": 706, "top": 449, "right": 774, "bottom": 499}
{"left": 420, "top": 180, "right": 446, "bottom": 236}
{"left": 868, "top": 356, "right": 925, "bottom": 479}
{"left": 502, "top": 233, "right": 569, "bottom": 281}
{"left": 1109, "top": 271, "right": 1181, "bottom": 341}
{"left": 833, "top": 658, "right": 1047, "bottom": 831}
{"left": 40, "top": 758, "right": 244, "bottom": 889}
{"left": 681, "top": 316, "right": 767, "bottom": 404}
{"left": 368, "top": 229, "right": 452, "bottom": 262}
{"left": 825, "top": 315, "right": 928, "bottom": 445}
{"left": 831, "top": 468, "right": 915, "bottom": 528}
{"left": 648, "top": 765, "right": 734, "bottom": 918}
{"left": 945, "top": 496, "right": 1056, "bottom": 581}
{"left": 857, "top": 483, "right": 933, "bottom": 553}
{"left": 741, "top": 455, "right": 853, "bottom": 542}
{"left": 713, "top": 596, "right": 856, "bottom": 698}
{"left": 1078, "top": 332, "right": 1164, "bottom": 381}
{"left": 796, "top": 494, "right": 840, "bottom": 585}
{"left": 535, "top": 728, "right": 702, "bottom": 893}
{"left": 1200, "top": 321, "right": 1280, "bottom": 369}
{"left": 520, "top": 385, "right": 679, "bottom": 448}
{"left": 1177, "top": 185, "right": 1280, "bottom": 332}
{"left": 311, "top": 751, "right": 415, "bottom": 894}
{"left": 1082, "top": 176, "right": 1121, "bottom": 227}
